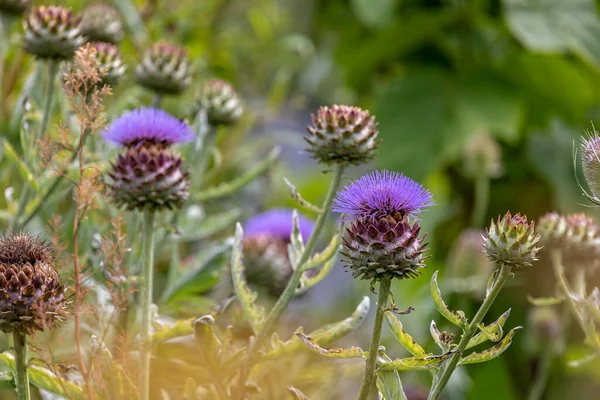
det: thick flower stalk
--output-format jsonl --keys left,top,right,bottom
{"left": 23, "top": 6, "right": 84, "bottom": 60}
{"left": 333, "top": 170, "right": 432, "bottom": 400}
{"left": 193, "top": 79, "right": 243, "bottom": 126}
{"left": 80, "top": 3, "right": 123, "bottom": 44}
{"left": 305, "top": 105, "right": 380, "bottom": 166}
{"left": 0, "top": 233, "right": 67, "bottom": 400}
{"left": 243, "top": 209, "right": 315, "bottom": 296}
{"left": 104, "top": 107, "right": 193, "bottom": 400}
{"left": 135, "top": 42, "right": 193, "bottom": 98}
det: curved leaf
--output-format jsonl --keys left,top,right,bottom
{"left": 431, "top": 271, "right": 468, "bottom": 329}
{"left": 467, "top": 309, "right": 511, "bottom": 349}
{"left": 295, "top": 333, "right": 366, "bottom": 359}
{"left": 385, "top": 311, "right": 426, "bottom": 357}
{"left": 284, "top": 177, "right": 322, "bottom": 213}
{"left": 460, "top": 327, "right": 522, "bottom": 365}
{"left": 379, "top": 353, "right": 453, "bottom": 371}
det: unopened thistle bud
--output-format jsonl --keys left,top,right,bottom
{"left": 104, "top": 108, "right": 193, "bottom": 211}
{"left": 243, "top": 209, "right": 314, "bottom": 296}
{"left": 0, "top": 0, "right": 31, "bottom": 16}
{"left": 462, "top": 132, "right": 502, "bottom": 179}
{"left": 136, "top": 42, "right": 193, "bottom": 96}
{"left": 484, "top": 212, "right": 541, "bottom": 268}
{"left": 580, "top": 131, "right": 600, "bottom": 204}
{"left": 305, "top": 105, "right": 380, "bottom": 166}
{"left": 333, "top": 170, "right": 432, "bottom": 281}
{"left": 538, "top": 212, "right": 600, "bottom": 267}
{"left": 193, "top": 79, "right": 243, "bottom": 126}
{"left": 80, "top": 3, "right": 123, "bottom": 44}
{"left": 23, "top": 6, "right": 85, "bottom": 60}
{"left": 90, "top": 42, "right": 126, "bottom": 87}
{"left": 0, "top": 233, "right": 67, "bottom": 334}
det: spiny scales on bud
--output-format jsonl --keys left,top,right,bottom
{"left": 0, "top": 0, "right": 31, "bottom": 16}
{"left": 135, "top": 42, "right": 192, "bottom": 95}
{"left": 305, "top": 105, "right": 380, "bottom": 166}
{"left": 23, "top": 6, "right": 85, "bottom": 60}
{"left": 484, "top": 212, "right": 541, "bottom": 268}
{"left": 193, "top": 79, "right": 243, "bottom": 126}
{"left": 89, "top": 42, "right": 126, "bottom": 87}
{"left": 0, "top": 233, "right": 67, "bottom": 334}
{"left": 80, "top": 3, "right": 123, "bottom": 44}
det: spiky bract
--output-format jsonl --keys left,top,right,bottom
{"left": 135, "top": 42, "right": 192, "bottom": 95}
{"left": 484, "top": 212, "right": 541, "bottom": 268}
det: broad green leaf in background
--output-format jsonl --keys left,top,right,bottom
{"left": 350, "top": 0, "right": 397, "bottom": 28}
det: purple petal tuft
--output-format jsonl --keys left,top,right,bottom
{"left": 244, "top": 209, "right": 315, "bottom": 243}
{"left": 103, "top": 107, "right": 194, "bottom": 146}
{"left": 332, "top": 170, "right": 433, "bottom": 221}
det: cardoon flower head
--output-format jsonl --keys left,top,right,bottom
{"left": 192, "top": 79, "right": 243, "bottom": 126}
{"left": 0, "top": 0, "right": 31, "bottom": 16}
{"left": 89, "top": 42, "right": 126, "bottom": 87}
{"left": 243, "top": 209, "right": 315, "bottom": 296}
{"left": 23, "top": 6, "right": 85, "bottom": 60}
{"left": 305, "top": 105, "right": 380, "bottom": 166}
{"left": 538, "top": 212, "right": 600, "bottom": 267}
{"left": 484, "top": 212, "right": 541, "bottom": 268}
{"left": 105, "top": 108, "right": 192, "bottom": 211}
{"left": 0, "top": 232, "right": 67, "bottom": 334}
{"left": 333, "top": 170, "right": 432, "bottom": 281}
{"left": 580, "top": 130, "right": 600, "bottom": 204}
{"left": 80, "top": 3, "right": 123, "bottom": 44}
{"left": 103, "top": 108, "right": 194, "bottom": 147}
{"left": 136, "top": 42, "right": 193, "bottom": 95}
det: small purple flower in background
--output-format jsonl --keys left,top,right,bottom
{"left": 333, "top": 170, "right": 431, "bottom": 282}
{"left": 103, "top": 107, "right": 194, "bottom": 147}
{"left": 243, "top": 209, "right": 315, "bottom": 296}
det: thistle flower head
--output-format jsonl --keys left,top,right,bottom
{"left": 192, "top": 79, "right": 243, "bottom": 126}
{"left": 23, "top": 6, "right": 85, "bottom": 60}
{"left": 103, "top": 108, "right": 194, "bottom": 147}
{"left": 135, "top": 42, "right": 193, "bottom": 95}
{"left": 462, "top": 132, "right": 502, "bottom": 179}
{"left": 89, "top": 42, "right": 126, "bottom": 87}
{"left": 0, "top": 0, "right": 31, "bottom": 16}
{"left": 0, "top": 232, "right": 67, "bottom": 334}
{"left": 334, "top": 171, "right": 431, "bottom": 282}
{"left": 484, "top": 212, "right": 541, "bottom": 268}
{"left": 305, "top": 105, "right": 380, "bottom": 166}
{"left": 332, "top": 170, "right": 433, "bottom": 221}
{"left": 80, "top": 3, "right": 123, "bottom": 44}
{"left": 581, "top": 130, "right": 600, "bottom": 203}
{"left": 242, "top": 209, "right": 315, "bottom": 296}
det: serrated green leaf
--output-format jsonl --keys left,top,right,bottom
{"left": 3, "top": 140, "right": 38, "bottom": 191}
{"left": 385, "top": 311, "right": 426, "bottom": 357}
{"left": 91, "top": 335, "right": 138, "bottom": 399}
{"left": 146, "top": 318, "right": 195, "bottom": 349}
{"left": 527, "top": 295, "right": 563, "bottom": 306}
{"left": 284, "top": 177, "right": 322, "bottom": 213}
{"left": 0, "top": 352, "right": 84, "bottom": 399}
{"left": 288, "top": 209, "right": 305, "bottom": 268}
{"left": 288, "top": 386, "right": 311, "bottom": 399}
{"left": 295, "top": 332, "right": 366, "bottom": 359}
{"left": 431, "top": 271, "right": 468, "bottom": 329}
{"left": 467, "top": 309, "right": 511, "bottom": 350}
{"left": 379, "top": 353, "right": 453, "bottom": 371}
{"left": 231, "top": 223, "right": 264, "bottom": 333}
{"left": 459, "top": 327, "right": 522, "bottom": 365}
{"left": 303, "top": 234, "right": 341, "bottom": 271}
{"left": 194, "top": 315, "right": 221, "bottom": 362}
{"left": 376, "top": 353, "right": 408, "bottom": 400}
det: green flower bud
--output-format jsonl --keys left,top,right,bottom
{"left": 484, "top": 212, "right": 541, "bottom": 268}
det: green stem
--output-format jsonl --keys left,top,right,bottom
{"left": 12, "top": 332, "right": 30, "bottom": 400}
{"left": 470, "top": 175, "right": 489, "bottom": 228}
{"left": 357, "top": 279, "right": 391, "bottom": 400}
{"left": 235, "top": 165, "right": 344, "bottom": 398}
{"left": 428, "top": 263, "right": 513, "bottom": 400}
{"left": 39, "top": 61, "right": 59, "bottom": 143}
{"left": 527, "top": 348, "right": 553, "bottom": 400}
{"left": 139, "top": 210, "right": 156, "bottom": 400}
{"left": 151, "top": 93, "right": 162, "bottom": 108}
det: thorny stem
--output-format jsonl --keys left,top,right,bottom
{"left": 471, "top": 175, "right": 489, "bottom": 228}
{"left": 139, "top": 210, "right": 156, "bottom": 400}
{"left": 428, "top": 263, "right": 513, "bottom": 400}
{"left": 235, "top": 165, "right": 344, "bottom": 398}
{"left": 12, "top": 332, "right": 30, "bottom": 400}
{"left": 357, "top": 279, "right": 391, "bottom": 400}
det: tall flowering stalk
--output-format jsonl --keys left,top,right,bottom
{"left": 104, "top": 107, "right": 192, "bottom": 400}
{"left": 333, "top": 170, "right": 432, "bottom": 400}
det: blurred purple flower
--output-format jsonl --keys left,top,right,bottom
{"left": 332, "top": 170, "right": 432, "bottom": 221}
{"left": 103, "top": 107, "right": 194, "bottom": 146}
{"left": 244, "top": 209, "right": 314, "bottom": 243}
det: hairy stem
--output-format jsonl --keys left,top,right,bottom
{"left": 471, "top": 175, "right": 489, "bottom": 228}
{"left": 12, "top": 332, "right": 30, "bottom": 400}
{"left": 357, "top": 279, "right": 391, "bottom": 400}
{"left": 139, "top": 210, "right": 156, "bottom": 400}
{"left": 235, "top": 165, "right": 344, "bottom": 398}
{"left": 428, "top": 263, "right": 512, "bottom": 400}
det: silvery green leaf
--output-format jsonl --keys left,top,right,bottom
{"left": 459, "top": 327, "right": 522, "bottom": 365}
{"left": 284, "top": 177, "right": 322, "bottom": 213}
{"left": 379, "top": 352, "right": 453, "bottom": 371}
{"left": 295, "top": 332, "right": 366, "bottom": 359}
{"left": 297, "top": 253, "right": 338, "bottom": 295}
{"left": 431, "top": 271, "right": 468, "bottom": 329}
{"left": 385, "top": 311, "right": 427, "bottom": 357}
{"left": 376, "top": 353, "right": 408, "bottom": 400}
{"left": 467, "top": 309, "right": 511, "bottom": 349}
{"left": 288, "top": 209, "right": 305, "bottom": 269}
{"left": 231, "top": 223, "right": 264, "bottom": 333}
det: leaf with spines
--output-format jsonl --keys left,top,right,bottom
{"left": 378, "top": 353, "right": 454, "bottom": 371}
{"left": 304, "top": 234, "right": 341, "bottom": 271}
{"left": 431, "top": 271, "right": 468, "bottom": 329}
{"left": 284, "top": 177, "right": 323, "bottom": 213}
{"left": 231, "top": 223, "right": 265, "bottom": 333}
{"left": 467, "top": 309, "right": 511, "bottom": 349}
{"left": 459, "top": 327, "right": 522, "bottom": 365}
{"left": 385, "top": 311, "right": 427, "bottom": 357}
{"left": 288, "top": 210, "right": 306, "bottom": 269}
{"left": 295, "top": 332, "right": 366, "bottom": 359}
{"left": 376, "top": 352, "right": 409, "bottom": 400}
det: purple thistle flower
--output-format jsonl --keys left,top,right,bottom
{"left": 332, "top": 170, "right": 432, "bottom": 221}
{"left": 244, "top": 209, "right": 314, "bottom": 243}
{"left": 103, "top": 108, "right": 194, "bottom": 147}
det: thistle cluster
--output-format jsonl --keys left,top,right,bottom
{"left": 136, "top": 42, "right": 193, "bottom": 96}
{"left": 104, "top": 108, "right": 193, "bottom": 211}
{"left": 333, "top": 170, "right": 432, "bottom": 282}
{"left": 193, "top": 79, "right": 243, "bottom": 126}
{"left": 483, "top": 212, "right": 541, "bottom": 268}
